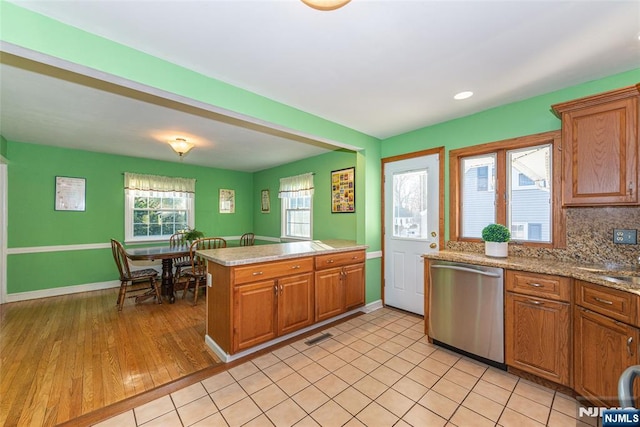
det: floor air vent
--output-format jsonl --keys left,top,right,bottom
{"left": 305, "top": 333, "right": 333, "bottom": 346}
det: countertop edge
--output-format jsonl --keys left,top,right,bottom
{"left": 423, "top": 251, "right": 640, "bottom": 296}
{"left": 198, "top": 240, "right": 368, "bottom": 267}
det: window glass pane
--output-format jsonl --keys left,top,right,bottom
{"left": 126, "top": 190, "right": 192, "bottom": 241}
{"left": 281, "top": 195, "right": 312, "bottom": 239}
{"left": 134, "top": 197, "right": 148, "bottom": 208}
{"left": 461, "top": 154, "right": 496, "bottom": 238}
{"left": 392, "top": 169, "right": 428, "bottom": 239}
{"left": 148, "top": 197, "right": 161, "bottom": 209}
{"left": 507, "top": 144, "right": 552, "bottom": 242}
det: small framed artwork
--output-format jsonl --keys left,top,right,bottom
{"left": 261, "top": 189, "right": 271, "bottom": 213}
{"left": 219, "top": 189, "right": 235, "bottom": 214}
{"left": 55, "top": 176, "right": 86, "bottom": 211}
{"left": 331, "top": 167, "right": 355, "bottom": 213}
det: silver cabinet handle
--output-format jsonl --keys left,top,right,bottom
{"left": 280, "top": 284, "right": 283, "bottom": 294}
{"left": 291, "top": 265, "right": 301, "bottom": 269}
{"left": 252, "top": 271, "right": 263, "bottom": 276}
{"left": 593, "top": 296, "right": 613, "bottom": 305}
{"left": 628, "top": 337, "right": 634, "bottom": 356}
{"left": 327, "top": 259, "right": 334, "bottom": 263}
{"left": 528, "top": 282, "right": 542, "bottom": 287}
{"left": 527, "top": 299, "right": 544, "bottom": 305}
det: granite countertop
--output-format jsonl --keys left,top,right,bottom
{"left": 198, "top": 239, "right": 368, "bottom": 267}
{"left": 424, "top": 250, "right": 640, "bottom": 295}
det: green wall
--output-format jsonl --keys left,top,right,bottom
{"left": 0, "top": 135, "right": 7, "bottom": 159}
{"left": 6, "top": 141, "right": 253, "bottom": 293}
{"left": 253, "top": 149, "right": 357, "bottom": 241}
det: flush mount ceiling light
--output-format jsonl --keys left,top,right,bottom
{"left": 454, "top": 91, "right": 474, "bottom": 100}
{"left": 168, "top": 137, "right": 194, "bottom": 159}
{"left": 301, "top": 0, "right": 351, "bottom": 11}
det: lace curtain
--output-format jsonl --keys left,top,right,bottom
{"left": 124, "top": 172, "right": 195, "bottom": 194}
{"left": 278, "top": 173, "right": 314, "bottom": 198}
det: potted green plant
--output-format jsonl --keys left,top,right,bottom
{"left": 180, "top": 228, "right": 204, "bottom": 246}
{"left": 481, "top": 223, "right": 510, "bottom": 257}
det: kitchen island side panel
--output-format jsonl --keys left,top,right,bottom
{"left": 207, "top": 261, "right": 233, "bottom": 354}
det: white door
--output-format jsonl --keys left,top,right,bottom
{"left": 384, "top": 154, "right": 439, "bottom": 315}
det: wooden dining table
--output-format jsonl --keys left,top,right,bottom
{"left": 125, "top": 245, "right": 190, "bottom": 303}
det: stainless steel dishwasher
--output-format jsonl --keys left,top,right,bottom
{"left": 428, "top": 260, "right": 505, "bottom": 368}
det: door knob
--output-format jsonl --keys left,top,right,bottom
{"left": 431, "top": 231, "right": 437, "bottom": 237}
{"left": 429, "top": 243, "right": 437, "bottom": 249}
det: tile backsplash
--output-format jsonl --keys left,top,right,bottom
{"left": 446, "top": 206, "right": 640, "bottom": 267}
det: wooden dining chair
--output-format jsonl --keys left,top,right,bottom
{"left": 179, "top": 237, "right": 227, "bottom": 305}
{"left": 240, "top": 232, "right": 255, "bottom": 246}
{"left": 169, "top": 231, "right": 191, "bottom": 282}
{"left": 110, "top": 239, "right": 162, "bottom": 311}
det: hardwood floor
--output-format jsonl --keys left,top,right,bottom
{"left": 0, "top": 288, "right": 222, "bottom": 426}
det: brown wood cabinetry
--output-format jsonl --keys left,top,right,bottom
{"left": 206, "top": 249, "right": 366, "bottom": 355}
{"left": 505, "top": 270, "right": 572, "bottom": 386}
{"left": 574, "top": 280, "right": 640, "bottom": 407}
{"left": 315, "top": 250, "right": 366, "bottom": 322}
{"left": 552, "top": 85, "right": 639, "bottom": 206}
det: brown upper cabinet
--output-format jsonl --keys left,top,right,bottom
{"left": 552, "top": 85, "right": 639, "bottom": 206}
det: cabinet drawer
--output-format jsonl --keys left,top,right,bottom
{"left": 506, "top": 270, "right": 571, "bottom": 302}
{"left": 233, "top": 257, "right": 313, "bottom": 285}
{"left": 315, "top": 250, "right": 365, "bottom": 270}
{"left": 575, "top": 280, "right": 638, "bottom": 325}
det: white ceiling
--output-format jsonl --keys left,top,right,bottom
{"left": 1, "top": 0, "right": 639, "bottom": 171}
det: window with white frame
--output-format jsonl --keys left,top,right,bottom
{"left": 279, "top": 173, "right": 314, "bottom": 241}
{"left": 124, "top": 172, "right": 196, "bottom": 242}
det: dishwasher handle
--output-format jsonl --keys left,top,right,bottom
{"left": 431, "top": 264, "right": 502, "bottom": 278}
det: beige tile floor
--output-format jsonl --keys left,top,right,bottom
{"left": 94, "top": 308, "right": 599, "bottom": 427}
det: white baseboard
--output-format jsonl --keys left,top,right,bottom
{"left": 5, "top": 280, "right": 121, "bottom": 303}
{"left": 205, "top": 306, "right": 374, "bottom": 363}
{"left": 362, "top": 299, "right": 383, "bottom": 313}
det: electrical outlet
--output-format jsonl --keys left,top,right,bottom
{"left": 613, "top": 229, "right": 637, "bottom": 244}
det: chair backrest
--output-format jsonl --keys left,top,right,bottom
{"left": 110, "top": 239, "right": 132, "bottom": 281}
{"left": 169, "top": 232, "right": 186, "bottom": 247}
{"left": 190, "top": 237, "right": 227, "bottom": 274}
{"left": 240, "top": 232, "right": 255, "bottom": 246}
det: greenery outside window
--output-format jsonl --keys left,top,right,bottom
{"left": 124, "top": 173, "right": 195, "bottom": 243}
{"left": 279, "top": 173, "right": 314, "bottom": 241}
{"left": 450, "top": 131, "right": 564, "bottom": 248}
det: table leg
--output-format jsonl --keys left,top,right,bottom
{"left": 161, "top": 258, "right": 176, "bottom": 303}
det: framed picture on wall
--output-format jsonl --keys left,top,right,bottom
{"left": 219, "top": 189, "right": 235, "bottom": 214}
{"left": 261, "top": 189, "right": 270, "bottom": 213}
{"left": 331, "top": 167, "right": 355, "bottom": 213}
{"left": 55, "top": 176, "right": 86, "bottom": 211}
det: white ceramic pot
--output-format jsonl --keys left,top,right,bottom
{"left": 485, "top": 241, "right": 508, "bottom": 257}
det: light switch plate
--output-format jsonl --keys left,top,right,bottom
{"left": 207, "top": 273, "right": 212, "bottom": 287}
{"left": 613, "top": 229, "right": 637, "bottom": 244}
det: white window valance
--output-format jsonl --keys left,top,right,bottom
{"left": 278, "top": 173, "right": 314, "bottom": 198}
{"left": 124, "top": 172, "right": 196, "bottom": 193}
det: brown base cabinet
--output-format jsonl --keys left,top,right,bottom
{"left": 505, "top": 270, "right": 572, "bottom": 386}
{"left": 506, "top": 293, "right": 571, "bottom": 385}
{"left": 315, "top": 250, "right": 366, "bottom": 322}
{"left": 573, "top": 280, "right": 640, "bottom": 407}
{"left": 207, "top": 250, "right": 365, "bottom": 355}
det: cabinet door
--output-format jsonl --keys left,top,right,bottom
{"left": 278, "top": 273, "right": 314, "bottom": 336}
{"left": 574, "top": 306, "right": 639, "bottom": 407}
{"left": 315, "top": 267, "right": 345, "bottom": 322}
{"left": 562, "top": 97, "right": 638, "bottom": 205}
{"left": 233, "top": 280, "right": 277, "bottom": 352}
{"left": 505, "top": 293, "right": 571, "bottom": 386}
{"left": 344, "top": 263, "right": 365, "bottom": 310}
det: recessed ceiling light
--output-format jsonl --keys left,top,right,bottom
{"left": 454, "top": 91, "right": 474, "bottom": 100}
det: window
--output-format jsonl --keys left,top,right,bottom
{"left": 450, "top": 131, "right": 564, "bottom": 247}
{"left": 279, "top": 173, "right": 314, "bottom": 241}
{"left": 124, "top": 173, "right": 195, "bottom": 242}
